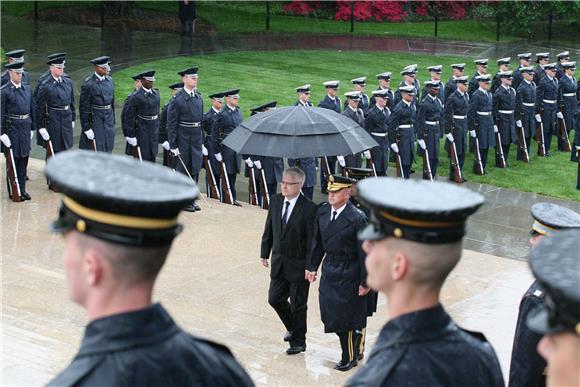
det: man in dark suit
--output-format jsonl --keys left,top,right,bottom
{"left": 318, "top": 80, "right": 341, "bottom": 193}
{"left": 260, "top": 167, "right": 317, "bottom": 355}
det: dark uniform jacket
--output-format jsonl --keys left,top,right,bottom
{"left": 260, "top": 193, "right": 318, "bottom": 283}
{"left": 307, "top": 202, "right": 368, "bottom": 333}
{"left": 421, "top": 81, "right": 445, "bottom": 104}
{"left": 47, "top": 304, "right": 254, "bottom": 387}
{"left": 35, "top": 75, "right": 76, "bottom": 153}
{"left": 364, "top": 104, "right": 390, "bottom": 173}
{"left": 515, "top": 80, "right": 537, "bottom": 138}
{"left": 508, "top": 280, "right": 546, "bottom": 387}
{"left": 344, "top": 93, "right": 369, "bottom": 113}
{"left": 202, "top": 107, "right": 220, "bottom": 175}
{"left": 79, "top": 73, "right": 115, "bottom": 153}
{"left": 536, "top": 76, "right": 559, "bottom": 135}
{"left": 417, "top": 94, "right": 444, "bottom": 157}
{"left": 558, "top": 74, "right": 577, "bottom": 131}
{"left": 1, "top": 69, "right": 30, "bottom": 87}
{"left": 468, "top": 72, "right": 486, "bottom": 97}
{"left": 468, "top": 88, "right": 495, "bottom": 149}
{"left": 318, "top": 95, "right": 341, "bottom": 113}
{"left": 491, "top": 73, "right": 503, "bottom": 94}
{"left": 257, "top": 156, "right": 284, "bottom": 185}
{"left": 493, "top": 84, "right": 517, "bottom": 145}
{"left": 289, "top": 100, "right": 317, "bottom": 187}
{"left": 388, "top": 100, "right": 416, "bottom": 166}
{"left": 347, "top": 304, "right": 504, "bottom": 387}
{"left": 342, "top": 105, "right": 365, "bottom": 167}
{"left": 533, "top": 64, "right": 545, "bottom": 85}
{"left": 444, "top": 77, "right": 458, "bottom": 105}
{"left": 1, "top": 81, "right": 36, "bottom": 158}
{"left": 512, "top": 69, "right": 524, "bottom": 91}
{"left": 121, "top": 90, "right": 138, "bottom": 156}
{"left": 211, "top": 105, "right": 243, "bottom": 174}
{"left": 392, "top": 81, "right": 418, "bottom": 108}
{"left": 444, "top": 90, "right": 469, "bottom": 155}
{"left": 167, "top": 88, "right": 204, "bottom": 176}
{"left": 125, "top": 87, "right": 161, "bottom": 162}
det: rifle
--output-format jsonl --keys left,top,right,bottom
{"left": 558, "top": 110, "right": 572, "bottom": 152}
{"left": 248, "top": 166, "right": 259, "bottom": 206}
{"left": 219, "top": 160, "right": 234, "bottom": 205}
{"left": 203, "top": 154, "right": 220, "bottom": 200}
{"left": 473, "top": 123, "right": 484, "bottom": 175}
{"left": 134, "top": 145, "right": 143, "bottom": 162}
{"left": 395, "top": 135, "right": 404, "bottom": 178}
{"left": 518, "top": 113, "right": 530, "bottom": 163}
{"left": 258, "top": 168, "right": 270, "bottom": 210}
{"left": 5, "top": 146, "right": 22, "bottom": 202}
{"left": 90, "top": 139, "right": 97, "bottom": 151}
{"left": 536, "top": 117, "right": 546, "bottom": 157}
{"left": 449, "top": 127, "right": 463, "bottom": 183}
{"left": 45, "top": 138, "right": 55, "bottom": 159}
{"left": 320, "top": 156, "right": 331, "bottom": 180}
{"left": 421, "top": 141, "right": 433, "bottom": 181}
{"left": 368, "top": 157, "right": 378, "bottom": 177}
{"left": 162, "top": 149, "right": 173, "bottom": 168}
{"left": 495, "top": 118, "right": 506, "bottom": 168}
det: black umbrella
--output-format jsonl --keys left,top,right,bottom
{"left": 221, "top": 106, "right": 378, "bottom": 158}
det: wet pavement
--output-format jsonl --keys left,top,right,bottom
{"left": 1, "top": 159, "right": 534, "bottom": 386}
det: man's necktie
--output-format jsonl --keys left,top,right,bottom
{"left": 282, "top": 201, "right": 290, "bottom": 226}
{"left": 331, "top": 211, "right": 337, "bottom": 222}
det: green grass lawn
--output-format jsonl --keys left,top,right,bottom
{"left": 114, "top": 49, "right": 579, "bottom": 201}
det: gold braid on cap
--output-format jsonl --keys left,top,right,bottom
{"left": 327, "top": 182, "right": 353, "bottom": 192}
{"left": 531, "top": 220, "right": 557, "bottom": 236}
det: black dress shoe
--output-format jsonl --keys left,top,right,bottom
{"left": 461, "top": 178, "right": 468, "bottom": 183}
{"left": 233, "top": 201, "right": 242, "bottom": 207}
{"left": 22, "top": 192, "right": 31, "bottom": 200}
{"left": 545, "top": 152, "right": 552, "bottom": 158}
{"left": 183, "top": 204, "right": 196, "bottom": 212}
{"left": 286, "top": 344, "right": 306, "bottom": 355}
{"left": 357, "top": 352, "right": 364, "bottom": 361}
{"left": 283, "top": 331, "right": 293, "bottom": 342}
{"left": 334, "top": 360, "right": 357, "bottom": 371}
{"left": 192, "top": 203, "right": 201, "bottom": 211}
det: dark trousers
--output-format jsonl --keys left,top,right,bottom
{"left": 402, "top": 164, "right": 412, "bottom": 179}
{"left": 268, "top": 276, "right": 309, "bottom": 345}
{"left": 544, "top": 129, "right": 553, "bottom": 153}
{"left": 320, "top": 157, "right": 336, "bottom": 193}
{"left": 496, "top": 144, "right": 510, "bottom": 166}
{"left": 474, "top": 148, "right": 489, "bottom": 173}
{"left": 449, "top": 152, "right": 465, "bottom": 180}
{"left": 301, "top": 186, "right": 313, "bottom": 200}
{"left": 516, "top": 137, "right": 531, "bottom": 161}
{"left": 179, "top": 19, "right": 193, "bottom": 35}
{"left": 336, "top": 330, "right": 359, "bottom": 363}
{"left": 5, "top": 156, "right": 28, "bottom": 195}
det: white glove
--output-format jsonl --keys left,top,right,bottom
{"left": 337, "top": 155, "right": 346, "bottom": 167}
{"left": 516, "top": 120, "right": 522, "bottom": 128}
{"left": 39, "top": 128, "right": 50, "bottom": 141}
{"left": 202, "top": 145, "right": 208, "bottom": 156}
{"left": 470, "top": 130, "right": 477, "bottom": 138}
{"left": 0, "top": 134, "right": 11, "bottom": 147}
{"left": 127, "top": 137, "right": 137, "bottom": 146}
{"left": 446, "top": 133, "right": 454, "bottom": 142}
{"left": 30, "top": 131, "right": 34, "bottom": 140}
{"left": 363, "top": 150, "right": 371, "bottom": 159}
{"left": 161, "top": 141, "right": 170, "bottom": 150}
{"left": 557, "top": 112, "right": 564, "bottom": 119}
{"left": 493, "top": 125, "right": 498, "bottom": 133}
{"left": 84, "top": 129, "right": 95, "bottom": 140}
{"left": 245, "top": 158, "right": 254, "bottom": 168}
{"left": 71, "top": 121, "right": 75, "bottom": 129}
{"left": 390, "top": 143, "right": 399, "bottom": 153}
{"left": 214, "top": 153, "right": 222, "bottom": 162}
{"left": 418, "top": 139, "right": 426, "bottom": 150}
{"left": 535, "top": 114, "right": 542, "bottom": 123}
{"left": 171, "top": 148, "right": 180, "bottom": 156}
{"left": 254, "top": 160, "right": 262, "bottom": 169}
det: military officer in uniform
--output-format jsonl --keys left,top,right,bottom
{"left": 1, "top": 61, "right": 35, "bottom": 201}
{"left": 35, "top": 55, "right": 75, "bottom": 162}
{"left": 159, "top": 82, "right": 183, "bottom": 168}
{"left": 125, "top": 70, "right": 160, "bottom": 162}
{"left": 212, "top": 89, "right": 243, "bottom": 205}
{"left": 468, "top": 74, "right": 495, "bottom": 173}
{"left": 347, "top": 177, "right": 503, "bottom": 387}
{"left": 557, "top": 61, "right": 576, "bottom": 153}
{"left": 513, "top": 53, "right": 532, "bottom": 90}
{"left": 444, "top": 76, "right": 469, "bottom": 182}
{"left": 364, "top": 89, "right": 390, "bottom": 176}
{"left": 444, "top": 63, "right": 465, "bottom": 105}
{"left": 44, "top": 151, "right": 253, "bottom": 387}
{"left": 421, "top": 65, "right": 444, "bottom": 102}
{"left": 289, "top": 84, "right": 316, "bottom": 200}
{"left": 1, "top": 49, "right": 30, "bottom": 86}
{"left": 515, "top": 66, "right": 537, "bottom": 161}
{"left": 388, "top": 85, "right": 417, "bottom": 178}
{"left": 34, "top": 53, "right": 68, "bottom": 100}
{"left": 339, "top": 91, "right": 364, "bottom": 170}
{"left": 318, "top": 80, "right": 341, "bottom": 193}
{"left": 527, "top": 229, "right": 580, "bottom": 387}
{"left": 417, "top": 80, "right": 444, "bottom": 179}
{"left": 392, "top": 67, "right": 418, "bottom": 107}
{"left": 121, "top": 72, "right": 143, "bottom": 157}
{"left": 306, "top": 175, "right": 369, "bottom": 372}
{"left": 202, "top": 92, "right": 224, "bottom": 195}
{"left": 79, "top": 56, "right": 115, "bottom": 153}
{"left": 493, "top": 70, "right": 517, "bottom": 166}
{"left": 369, "top": 72, "right": 394, "bottom": 107}
{"left": 468, "top": 58, "right": 488, "bottom": 97}
{"left": 536, "top": 63, "right": 559, "bottom": 156}
{"left": 508, "top": 203, "right": 580, "bottom": 387}
{"left": 555, "top": 50, "right": 570, "bottom": 80}
{"left": 347, "top": 77, "right": 369, "bottom": 113}
{"left": 534, "top": 52, "right": 550, "bottom": 84}
{"left": 491, "top": 57, "right": 511, "bottom": 93}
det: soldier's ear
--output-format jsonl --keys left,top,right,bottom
{"left": 391, "top": 253, "right": 408, "bottom": 281}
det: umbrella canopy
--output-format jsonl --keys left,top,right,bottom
{"left": 221, "top": 106, "right": 378, "bottom": 158}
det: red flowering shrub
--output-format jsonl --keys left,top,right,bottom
{"left": 335, "top": 1, "right": 408, "bottom": 22}
{"left": 283, "top": 1, "right": 319, "bottom": 16}
{"left": 413, "top": 1, "right": 430, "bottom": 17}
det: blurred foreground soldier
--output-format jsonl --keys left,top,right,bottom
{"left": 45, "top": 151, "right": 253, "bottom": 387}
{"left": 306, "top": 175, "right": 369, "bottom": 371}
{"left": 388, "top": 85, "right": 417, "bottom": 178}
{"left": 468, "top": 74, "right": 494, "bottom": 174}
{"left": 364, "top": 89, "right": 390, "bottom": 176}
{"left": 202, "top": 92, "right": 224, "bottom": 195}
{"left": 318, "top": 80, "right": 341, "bottom": 193}
{"left": 444, "top": 76, "right": 469, "bottom": 182}
{"left": 417, "top": 80, "right": 443, "bottom": 179}
{"left": 349, "top": 77, "right": 369, "bottom": 112}
{"left": 339, "top": 91, "right": 364, "bottom": 170}
{"left": 159, "top": 82, "right": 183, "bottom": 167}
{"left": 555, "top": 51, "right": 570, "bottom": 79}
{"left": 260, "top": 167, "right": 317, "bottom": 355}
{"left": 493, "top": 71, "right": 517, "bottom": 166}
{"left": 121, "top": 73, "right": 142, "bottom": 157}
{"left": 369, "top": 72, "right": 394, "bottom": 107}
{"left": 526, "top": 229, "right": 580, "bottom": 387}
{"left": 1, "top": 61, "right": 36, "bottom": 201}
{"left": 534, "top": 53, "right": 550, "bottom": 84}
{"left": 445, "top": 63, "right": 465, "bottom": 104}
{"left": 515, "top": 66, "right": 537, "bottom": 161}
{"left": 508, "top": 203, "right": 580, "bottom": 387}
{"left": 1, "top": 49, "right": 30, "bottom": 86}
{"left": 79, "top": 56, "right": 115, "bottom": 153}
{"left": 513, "top": 53, "right": 532, "bottom": 90}
{"left": 167, "top": 67, "right": 204, "bottom": 213}
{"left": 35, "top": 55, "right": 75, "bottom": 162}
{"left": 491, "top": 57, "right": 511, "bottom": 93}
{"left": 347, "top": 178, "right": 503, "bottom": 387}
{"left": 536, "top": 63, "right": 559, "bottom": 156}
{"left": 469, "top": 58, "right": 488, "bottom": 97}
{"left": 125, "top": 70, "right": 160, "bottom": 162}
{"left": 557, "top": 61, "right": 576, "bottom": 152}
{"left": 178, "top": 0, "right": 196, "bottom": 36}
{"left": 212, "top": 89, "right": 243, "bottom": 204}
{"left": 422, "top": 65, "right": 443, "bottom": 102}
{"left": 290, "top": 84, "right": 316, "bottom": 200}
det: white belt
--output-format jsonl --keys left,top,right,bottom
{"left": 398, "top": 124, "right": 412, "bottom": 129}
{"left": 371, "top": 132, "right": 387, "bottom": 137}
{"left": 562, "top": 93, "right": 576, "bottom": 97}
{"left": 91, "top": 104, "right": 112, "bottom": 110}
{"left": 48, "top": 105, "right": 70, "bottom": 111}
{"left": 178, "top": 121, "right": 201, "bottom": 127}
{"left": 543, "top": 99, "right": 556, "bottom": 104}
{"left": 477, "top": 111, "right": 491, "bottom": 116}
{"left": 8, "top": 114, "right": 30, "bottom": 120}
{"left": 138, "top": 114, "right": 159, "bottom": 120}
{"left": 453, "top": 115, "right": 466, "bottom": 120}
{"left": 425, "top": 121, "right": 439, "bottom": 125}
{"left": 522, "top": 102, "right": 535, "bottom": 107}
{"left": 499, "top": 110, "right": 514, "bottom": 114}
